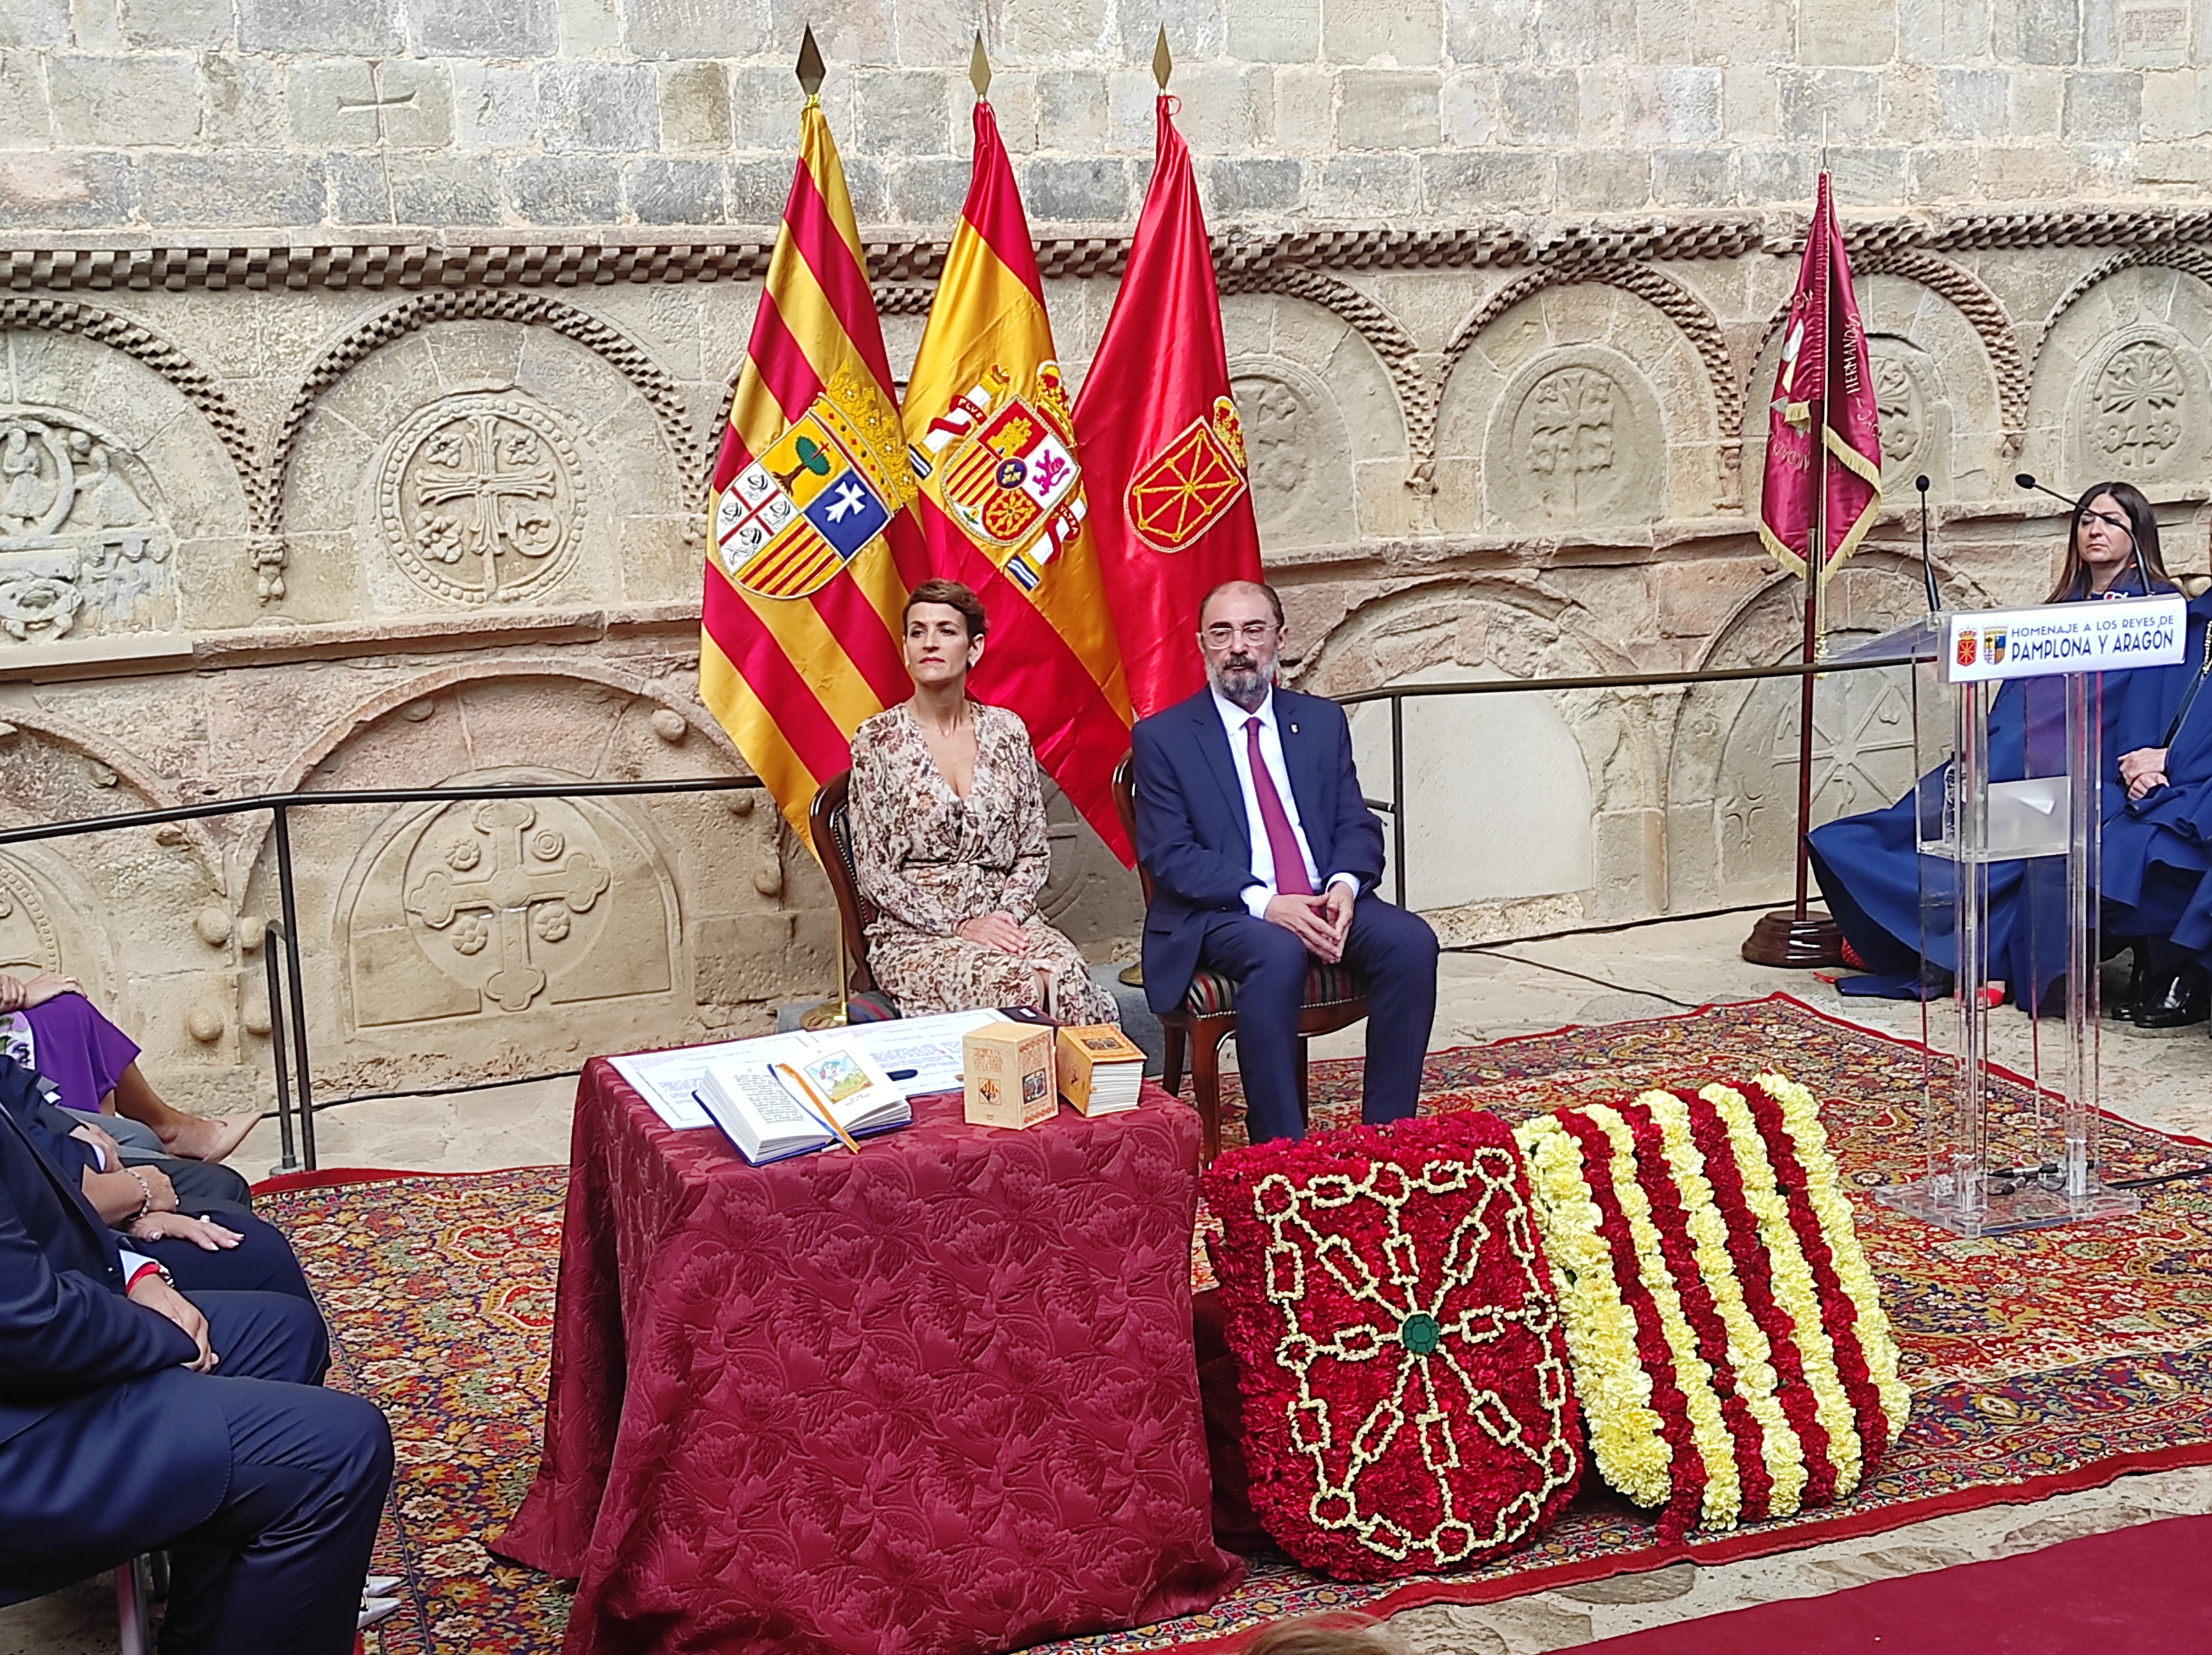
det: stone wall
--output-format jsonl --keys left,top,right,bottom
{"left": 3, "top": 4, "right": 2212, "bottom": 1108}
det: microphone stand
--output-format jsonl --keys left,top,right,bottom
{"left": 1916, "top": 474, "right": 1939, "bottom": 612}
{"left": 2016, "top": 472, "right": 2153, "bottom": 595}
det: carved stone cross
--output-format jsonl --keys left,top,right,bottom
{"left": 405, "top": 800, "right": 610, "bottom": 1012}
{"left": 413, "top": 411, "right": 562, "bottom": 599}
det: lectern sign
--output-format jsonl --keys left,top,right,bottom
{"left": 1943, "top": 595, "right": 2184, "bottom": 684}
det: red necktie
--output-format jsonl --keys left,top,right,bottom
{"left": 1245, "top": 716, "right": 1313, "bottom": 896}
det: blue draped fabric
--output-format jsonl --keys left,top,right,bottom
{"left": 1807, "top": 579, "right": 2178, "bottom": 1005}
{"left": 2101, "top": 588, "right": 2212, "bottom": 952}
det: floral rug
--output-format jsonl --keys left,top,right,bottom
{"left": 264, "top": 993, "right": 2212, "bottom": 1655}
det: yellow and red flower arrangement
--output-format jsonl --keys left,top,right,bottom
{"left": 1514, "top": 1071, "right": 1910, "bottom": 1539}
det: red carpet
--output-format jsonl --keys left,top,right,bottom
{"left": 1560, "top": 1513, "right": 2212, "bottom": 1654}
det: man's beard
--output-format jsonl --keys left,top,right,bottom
{"left": 1209, "top": 652, "right": 1272, "bottom": 710}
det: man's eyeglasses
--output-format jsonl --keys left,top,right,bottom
{"left": 1200, "top": 621, "right": 1280, "bottom": 647}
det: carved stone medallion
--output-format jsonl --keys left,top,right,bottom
{"left": 1485, "top": 345, "right": 1663, "bottom": 529}
{"left": 401, "top": 799, "right": 610, "bottom": 1012}
{"left": 379, "top": 395, "right": 584, "bottom": 605}
{"left": 0, "top": 856, "right": 61, "bottom": 975}
{"left": 2089, "top": 340, "right": 2185, "bottom": 474}
{"left": 1871, "top": 347, "right": 1925, "bottom": 472}
{"left": 0, "top": 409, "right": 172, "bottom": 643}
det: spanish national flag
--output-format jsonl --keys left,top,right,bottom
{"left": 903, "top": 92, "right": 1136, "bottom": 864}
{"left": 701, "top": 85, "right": 926, "bottom": 840}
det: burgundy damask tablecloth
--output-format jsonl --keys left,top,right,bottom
{"left": 493, "top": 1058, "right": 1240, "bottom": 1655}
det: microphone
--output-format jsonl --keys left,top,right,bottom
{"left": 1915, "top": 474, "right": 1939, "bottom": 613}
{"left": 2015, "top": 472, "right": 2152, "bottom": 596}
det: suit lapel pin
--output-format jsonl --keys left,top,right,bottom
{"left": 1290, "top": 723, "right": 1298, "bottom": 734}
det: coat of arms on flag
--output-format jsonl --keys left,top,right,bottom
{"left": 714, "top": 367, "right": 916, "bottom": 601}
{"left": 1124, "top": 394, "right": 1249, "bottom": 555}
{"left": 916, "top": 361, "right": 1086, "bottom": 592}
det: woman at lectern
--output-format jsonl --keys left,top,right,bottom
{"left": 1810, "top": 481, "right": 2181, "bottom": 1011}
{"left": 846, "top": 578, "right": 1121, "bottom": 1026}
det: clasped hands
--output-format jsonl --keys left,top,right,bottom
{"left": 955, "top": 911, "right": 1030, "bottom": 956}
{"left": 1263, "top": 883, "right": 1354, "bottom": 964}
{"left": 2121, "top": 746, "right": 2171, "bottom": 801}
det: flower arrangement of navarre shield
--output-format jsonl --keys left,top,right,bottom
{"left": 1204, "top": 1112, "right": 1582, "bottom": 1581}
{"left": 1514, "top": 1073, "right": 1908, "bottom": 1541}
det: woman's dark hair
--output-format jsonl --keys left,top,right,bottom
{"left": 2046, "top": 480, "right": 2170, "bottom": 601}
{"left": 902, "top": 578, "right": 987, "bottom": 639}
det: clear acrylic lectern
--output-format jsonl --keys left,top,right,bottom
{"left": 1835, "top": 596, "right": 2185, "bottom": 1237}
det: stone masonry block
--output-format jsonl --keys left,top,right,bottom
{"left": 2013, "top": 0, "right": 2081, "bottom": 65}
{"left": 1422, "top": 147, "right": 1551, "bottom": 210}
{"left": 1228, "top": 0, "right": 1320, "bottom": 62}
{"left": 0, "top": 152, "right": 132, "bottom": 227}
{"left": 406, "top": 0, "right": 556, "bottom": 54}
{"left": 1653, "top": 558, "right": 1769, "bottom": 638}
{"left": 119, "top": 0, "right": 232, "bottom": 48}
{"left": 1498, "top": 68, "right": 1577, "bottom": 142}
{"left": 1800, "top": 0, "right": 1895, "bottom": 64}
{"left": 1898, "top": 0, "right": 1989, "bottom": 60}
{"left": 239, "top": 0, "right": 404, "bottom": 53}
{"left": 201, "top": 56, "right": 282, "bottom": 146}
{"left": 2064, "top": 70, "right": 2141, "bottom": 138}
{"left": 1722, "top": 63, "right": 1779, "bottom": 142}
{"left": 657, "top": 61, "right": 731, "bottom": 150}
{"left": 625, "top": 0, "right": 771, "bottom": 59}
{"left": 50, "top": 53, "right": 202, "bottom": 146}
{"left": 986, "top": 74, "right": 1041, "bottom": 153}
{"left": 729, "top": 155, "right": 794, "bottom": 223}
{"left": 2136, "top": 141, "right": 2212, "bottom": 184}
{"left": 1440, "top": 71, "right": 1498, "bottom": 144}
{"left": 504, "top": 154, "right": 622, "bottom": 223}
{"left": 1106, "top": 68, "right": 1158, "bottom": 151}
{"left": 1020, "top": 156, "right": 1130, "bottom": 222}
{"left": 289, "top": 60, "right": 453, "bottom": 149}
{"left": 1937, "top": 67, "right": 2010, "bottom": 137}
{"left": 1273, "top": 68, "right": 1335, "bottom": 153}
{"left": 733, "top": 66, "right": 806, "bottom": 151}
{"left": 387, "top": 155, "right": 504, "bottom": 224}
{"left": 767, "top": 0, "right": 895, "bottom": 64}
{"left": 1909, "top": 143, "right": 1981, "bottom": 201}
{"left": 1037, "top": 72, "right": 1108, "bottom": 150}
{"left": 1651, "top": 147, "right": 1731, "bottom": 206}
{"left": 2120, "top": 5, "right": 2190, "bottom": 66}
{"left": 1314, "top": 153, "right": 1419, "bottom": 212}
{"left": 1878, "top": 65, "right": 1939, "bottom": 141}
{"left": 2010, "top": 69, "right": 2065, "bottom": 136}
{"left": 1171, "top": 63, "right": 1272, "bottom": 153}
{"left": 625, "top": 157, "right": 726, "bottom": 224}
{"left": 556, "top": 0, "right": 624, "bottom": 55}
{"left": 1557, "top": 148, "right": 1650, "bottom": 209}
{"left": 1445, "top": 0, "right": 1534, "bottom": 64}
{"left": 1739, "top": 145, "right": 1815, "bottom": 201}
{"left": 1203, "top": 155, "right": 1303, "bottom": 213}
{"left": 1826, "top": 144, "right": 1906, "bottom": 201}
{"left": 1779, "top": 68, "right": 1877, "bottom": 142}
{"left": 1534, "top": 0, "right": 1634, "bottom": 63}
{"left": 1623, "top": 66, "right": 1721, "bottom": 143}
{"left": 852, "top": 68, "right": 950, "bottom": 156}
{"left": 886, "top": 154, "right": 965, "bottom": 223}
{"left": 1336, "top": 70, "right": 1442, "bottom": 150}
{"left": 538, "top": 60, "right": 657, "bottom": 153}
{"left": 1115, "top": 0, "right": 1227, "bottom": 59}
{"left": 1001, "top": 0, "right": 1112, "bottom": 57}
{"left": 839, "top": 152, "right": 889, "bottom": 220}
{"left": 1322, "top": 0, "right": 1444, "bottom": 66}
{"left": 454, "top": 63, "right": 539, "bottom": 149}
{"left": 0, "top": 0, "right": 68, "bottom": 48}
{"left": 325, "top": 153, "right": 391, "bottom": 225}
{"left": 0, "top": 51, "right": 50, "bottom": 144}
{"left": 137, "top": 152, "right": 325, "bottom": 228}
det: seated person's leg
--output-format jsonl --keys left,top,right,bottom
{"left": 194, "top": 1289, "right": 330, "bottom": 1388}
{"left": 162, "top": 1157, "right": 253, "bottom": 1216}
{"left": 59, "top": 1105, "right": 164, "bottom": 1158}
{"left": 157, "top": 1376, "right": 391, "bottom": 1655}
{"left": 1196, "top": 912, "right": 1308, "bottom": 1144}
{"left": 1340, "top": 895, "right": 1439, "bottom": 1127}
{"left": 140, "top": 1213, "right": 317, "bottom": 1305}
{"left": 21, "top": 991, "right": 255, "bottom": 1163}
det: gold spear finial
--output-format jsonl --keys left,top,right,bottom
{"left": 796, "top": 24, "right": 825, "bottom": 98}
{"left": 970, "top": 32, "right": 991, "bottom": 99}
{"left": 1152, "top": 26, "right": 1172, "bottom": 90}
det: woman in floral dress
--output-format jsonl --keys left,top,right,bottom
{"left": 846, "top": 578, "right": 1120, "bottom": 1025}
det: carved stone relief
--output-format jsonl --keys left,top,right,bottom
{"left": 379, "top": 396, "right": 586, "bottom": 606}
{"left": 2025, "top": 264, "right": 2212, "bottom": 493}
{"left": 0, "top": 409, "right": 173, "bottom": 641}
{"left": 1226, "top": 357, "right": 1359, "bottom": 547}
{"left": 2086, "top": 339, "right": 2186, "bottom": 475}
{"left": 0, "top": 853, "right": 62, "bottom": 974}
{"left": 1484, "top": 345, "right": 1664, "bottom": 530}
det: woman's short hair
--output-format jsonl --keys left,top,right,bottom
{"left": 902, "top": 578, "right": 988, "bottom": 639}
{"left": 2047, "top": 480, "right": 2171, "bottom": 601}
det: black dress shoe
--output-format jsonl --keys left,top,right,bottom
{"left": 2133, "top": 966, "right": 2210, "bottom": 1030}
{"left": 2110, "top": 950, "right": 2150, "bottom": 1020}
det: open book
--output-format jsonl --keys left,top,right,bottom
{"left": 696, "top": 1038, "right": 911, "bottom": 1165}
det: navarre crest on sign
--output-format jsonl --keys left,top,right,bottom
{"left": 1956, "top": 630, "right": 1977, "bottom": 668}
{"left": 917, "top": 361, "right": 1087, "bottom": 592}
{"left": 715, "top": 368, "right": 916, "bottom": 601}
{"left": 1124, "top": 394, "right": 1248, "bottom": 555}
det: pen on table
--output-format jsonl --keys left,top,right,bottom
{"left": 776, "top": 1062, "right": 862, "bottom": 1154}
{"left": 886, "top": 1068, "right": 918, "bottom": 1082}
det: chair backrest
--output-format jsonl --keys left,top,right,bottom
{"left": 807, "top": 770, "right": 878, "bottom": 994}
{"left": 1110, "top": 752, "right": 1156, "bottom": 907}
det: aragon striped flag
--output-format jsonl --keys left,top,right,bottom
{"left": 700, "top": 79, "right": 927, "bottom": 841}
{"left": 903, "top": 85, "right": 1136, "bottom": 864}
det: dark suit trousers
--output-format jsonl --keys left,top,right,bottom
{"left": 0, "top": 1292, "right": 391, "bottom": 1655}
{"left": 1196, "top": 892, "right": 1439, "bottom": 1143}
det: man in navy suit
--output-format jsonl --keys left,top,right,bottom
{"left": 1131, "top": 580, "right": 1439, "bottom": 1142}
{"left": 0, "top": 1064, "right": 392, "bottom": 1655}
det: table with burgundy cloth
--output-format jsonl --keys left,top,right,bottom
{"left": 493, "top": 1056, "right": 1242, "bottom": 1655}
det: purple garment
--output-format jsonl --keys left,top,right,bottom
{"left": 20, "top": 992, "right": 140, "bottom": 1117}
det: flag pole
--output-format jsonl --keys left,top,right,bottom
{"left": 1743, "top": 165, "right": 1846, "bottom": 969}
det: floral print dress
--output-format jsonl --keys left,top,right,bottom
{"left": 847, "top": 701, "right": 1120, "bottom": 1025}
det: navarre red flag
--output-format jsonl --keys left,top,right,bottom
{"left": 1073, "top": 95, "right": 1262, "bottom": 718}
{"left": 906, "top": 97, "right": 1136, "bottom": 863}
{"left": 1759, "top": 173, "right": 1882, "bottom": 583}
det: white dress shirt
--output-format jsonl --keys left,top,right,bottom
{"left": 1210, "top": 686, "right": 1359, "bottom": 917}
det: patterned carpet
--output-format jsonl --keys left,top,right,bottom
{"left": 264, "top": 993, "right": 2212, "bottom": 1655}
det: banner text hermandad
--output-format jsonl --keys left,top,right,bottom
{"left": 698, "top": 95, "right": 927, "bottom": 843}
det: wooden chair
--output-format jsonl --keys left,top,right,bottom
{"left": 1111, "top": 752, "right": 1370, "bottom": 1165}
{"left": 805, "top": 771, "right": 901, "bottom": 1024}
